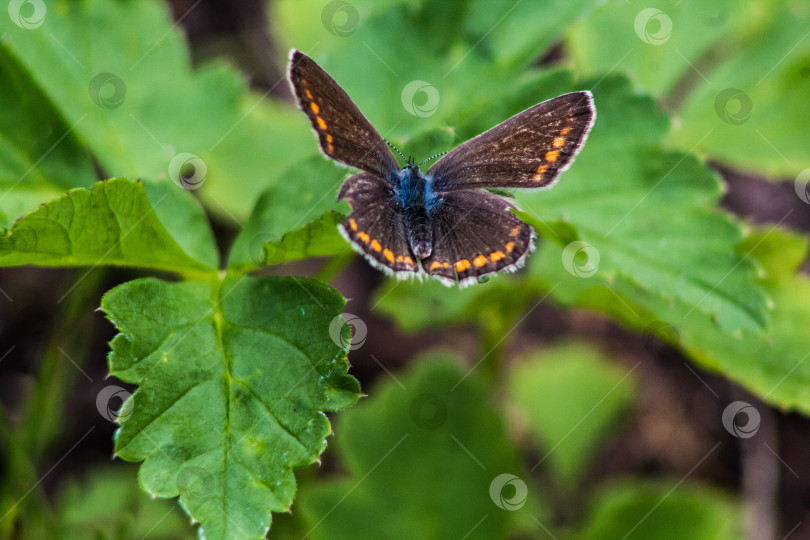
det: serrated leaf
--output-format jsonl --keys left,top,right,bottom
{"left": 0, "top": 47, "right": 95, "bottom": 227}
{"left": 520, "top": 75, "right": 768, "bottom": 334}
{"left": 298, "top": 355, "right": 536, "bottom": 540}
{"left": 531, "top": 226, "right": 810, "bottom": 415}
{"left": 101, "top": 275, "right": 361, "bottom": 540}
{"left": 508, "top": 343, "right": 637, "bottom": 486}
{"left": 0, "top": 178, "right": 216, "bottom": 276}
{"left": 579, "top": 482, "right": 741, "bottom": 540}
{"left": 263, "top": 211, "right": 353, "bottom": 266}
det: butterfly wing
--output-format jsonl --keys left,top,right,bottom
{"left": 428, "top": 91, "right": 595, "bottom": 191}
{"left": 288, "top": 49, "right": 401, "bottom": 179}
{"left": 420, "top": 190, "right": 535, "bottom": 287}
{"left": 337, "top": 172, "right": 421, "bottom": 278}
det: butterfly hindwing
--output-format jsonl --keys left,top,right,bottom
{"left": 288, "top": 50, "right": 400, "bottom": 179}
{"left": 421, "top": 190, "right": 536, "bottom": 287}
{"left": 428, "top": 91, "right": 595, "bottom": 191}
{"left": 338, "top": 172, "right": 420, "bottom": 277}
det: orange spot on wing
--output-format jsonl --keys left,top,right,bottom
{"left": 316, "top": 117, "right": 328, "bottom": 131}
{"left": 553, "top": 137, "right": 565, "bottom": 148}
{"left": 505, "top": 242, "right": 515, "bottom": 254}
{"left": 532, "top": 164, "right": 548, "bottom": 182}
{"left": 310, "top": 102, "right": 320, "bottom": 114}
{"left": 383, "top": 249, "right": 395, "bottom": 263}
{"left": 510, "top": 225, "right": 521, "bottom": 237}
{"left": 473, "top": 255, "right": 487, "bottom": 268}
{"left": 327, "top": 143, "right": 335, "bottom": 153}
{"left": 429, "top": 261, "right": 443, "bottom": 272}
{"left": 370, "top": 239, "right": 382, "bottom": 252}
{"left": 397, "top": 255, "right": 415, "bottom": 267}
{"left": 357, "top": 231, "right": 370, "bottom": 244}
{"left": 305, "top": 89, "right": 313, "bottom": 99}
{"left": 490, "top": 251, "right": 506, "bottom": 262}
{"left": 545, "top": 150, "right": 559, "bottom": 162}
{"left": 326, "top": 134, "right": 334, "bottom": 143}
{"left": 349, "top": 218, "right": 358, "bottom": 231}
{"left": 560, "top": 126, "right": 572, "bottom": 135}
{"left": 455, "top": 259, "right": 471, "bottom": 272}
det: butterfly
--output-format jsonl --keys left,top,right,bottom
{"left": 288, "top": 49, "right": 595, "bottom": 288}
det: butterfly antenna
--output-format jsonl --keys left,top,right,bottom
{"left": 418, "top": 151, "right": 448, "bottom": 167}
{"left": 384, "top": 139, "right": 408, "bottom": 165}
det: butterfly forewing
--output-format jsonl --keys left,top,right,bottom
{"left": 428, "top": 92, "right": 595, "bottom": 191}
{"left": 338, "top": 172, "right": 421, "bottom": 278}
{"left": 288, "top": 50, "right": 400, "bottom": 179}
{"left": 421, "top": 190, "right": 535, "bottom": 287}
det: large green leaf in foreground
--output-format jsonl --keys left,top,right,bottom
{"left": 0, "top": 178, "right": 216, "bottom": 276}
{"left": 101, "top": 275, "right": 361, "bottom": 540}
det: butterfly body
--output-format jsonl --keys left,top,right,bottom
{"left": 396, "top": 164, "right": 438, "bottom": 259}
{"left": 288, "top": 49, "right": 595, "bottom": 287}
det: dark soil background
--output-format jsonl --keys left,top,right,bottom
{"left": 1, "top": 1, "right": 809, "bottom": 538}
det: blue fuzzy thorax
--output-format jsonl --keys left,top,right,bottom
{"left": 396, "top": 164, "right": 439, "bottom": 212}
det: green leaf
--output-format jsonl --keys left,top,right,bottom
{"left": 3, "top": 0, "right": 314, "bottom": 219}
{"left": 48, "top": 466, "right": 194, "bottom": 540}
{"left": 520, "top": 75, "right": 768, "bottom": 334}
{"left": 578, "top": 482, "right": 741, "bottom": 540}
{"left": 568, "top": 0, "right": 810, "bottom": 176}
{"left": 508, "top": 343, "right": 637, "bottom": 486}
{"left": 227, "top": 156, "right": 350, "bottom": 271}
{"left": 298, "top": 355, "right": 537, "bottom": 540}
{"left": 101, "top": 275, "right": 361, "bottom": 540}
{"left": 0, "top": 178, "right": 216, "bottom": 276}
{"left": 531, "top": 226, "right": 810, "bottom": 415}
{"left": 0, "top": 47, "right": 96, "bottom": 227}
